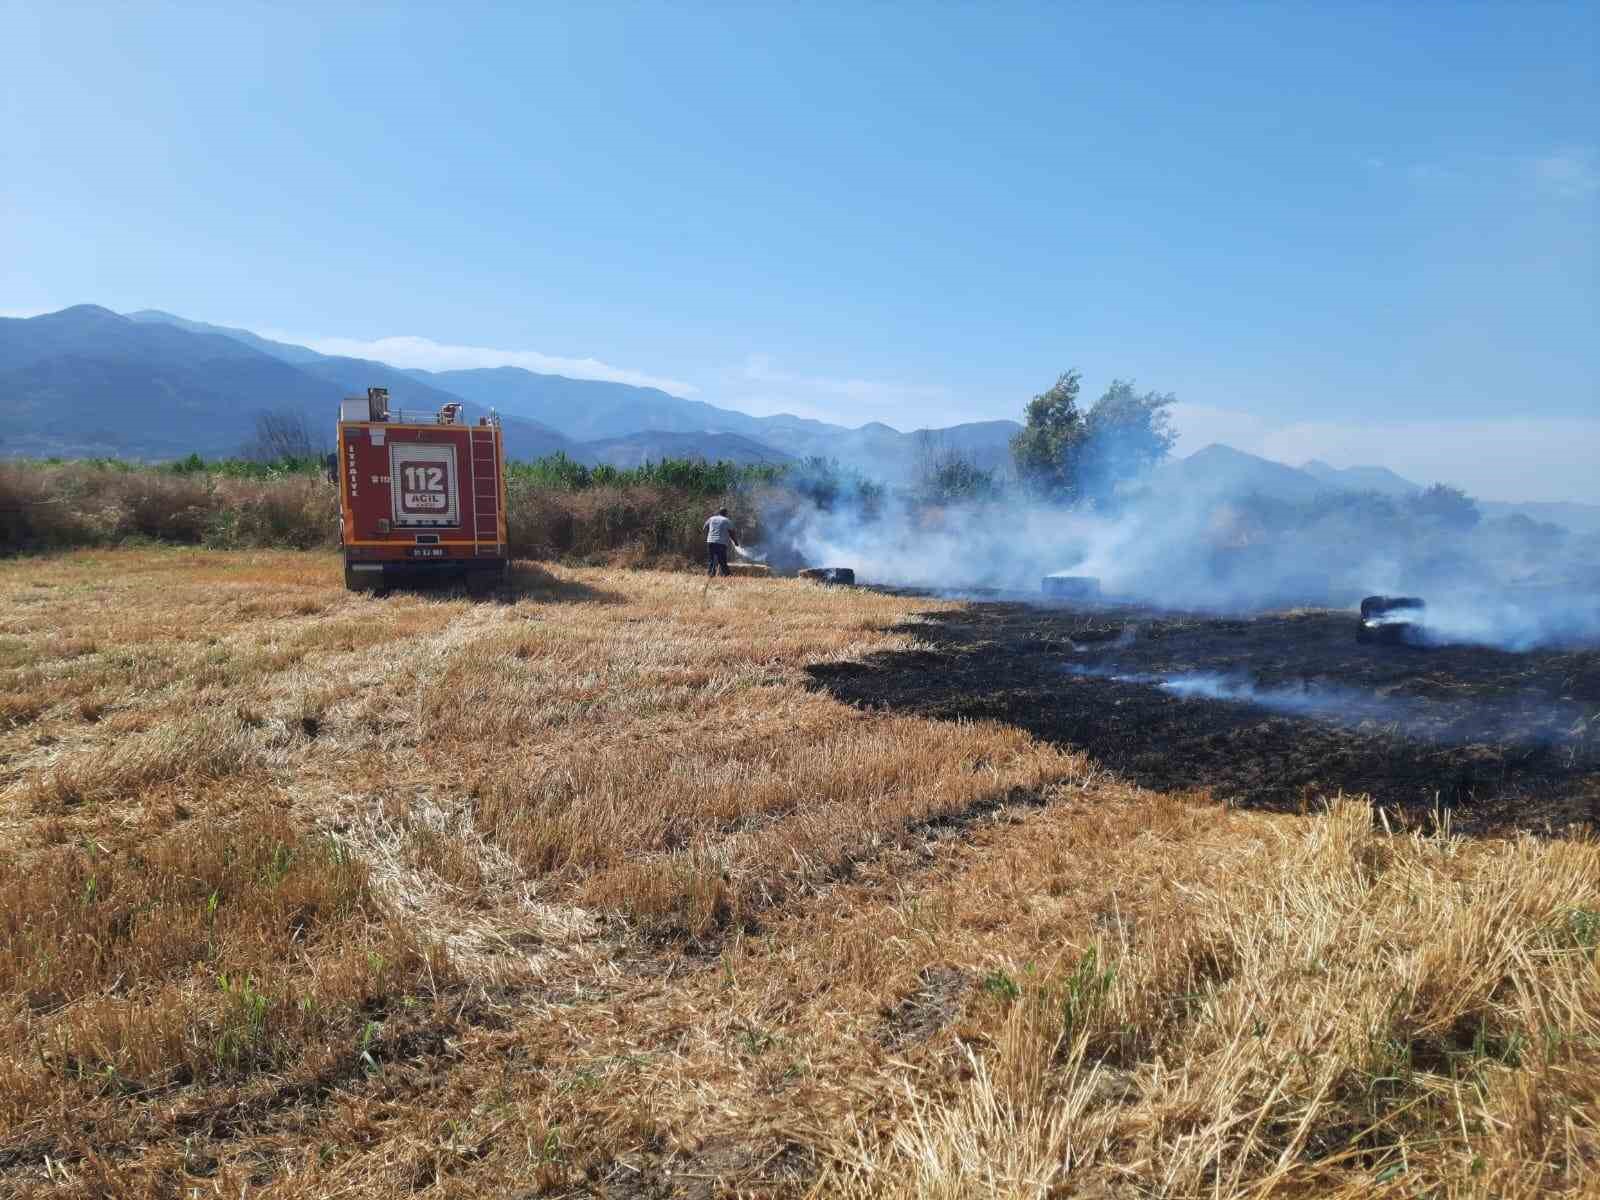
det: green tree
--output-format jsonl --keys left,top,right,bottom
{"left": 1408, "top": 483, "right": 1480, "bottom": 531}
{"left": 914, "top": 432, "right": 998, "bottom": 504}
{"left": 923, "top": 450, "right": 998, "bottom": 503}
{"left": 1078, "top": 380, "right": 1177, "bottom": 508}
{"left": 1010, "top": 370, "right": 1087, "bottom": 501}
{"left": 244, "top": 409, "right": 323, "bottom": 464}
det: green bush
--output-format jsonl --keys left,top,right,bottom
{"left": 506, "top": 453, "right": 782, "bottom": 495}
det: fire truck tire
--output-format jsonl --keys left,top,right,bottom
{"left": 464, "top": 568, "right": 505, "bottom": 598}
{"left": 344, "top": 565, "right": 381, "bottom": 593}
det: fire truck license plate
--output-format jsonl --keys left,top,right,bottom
{"left": 409, "top": 547, "right": 446, "bottom": 558}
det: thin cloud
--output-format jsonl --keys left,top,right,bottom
{"left": 1531, "top": 147, "right": 1599, "bottom": 199}
{"left": 262, "top": 330, "right": 698, "bottom": 396}
{"left": 1376, "top": 146, "right": 1600, "bottom": 202}
{"left": 722, "top": 354, "right": 963, "bottom": 426}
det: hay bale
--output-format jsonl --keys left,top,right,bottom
{"left": 1360, "top": 595, "right": 1425, "bottom": 619}
{"left": 1358, "top": 595, "right": 1427, "bottom": 645}
{"left": 798, "top": 567, "right": 855, "bottom": 585}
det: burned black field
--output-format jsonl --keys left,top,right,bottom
{"left": 808, "top": 602, "right": 1600, "bottom": 834}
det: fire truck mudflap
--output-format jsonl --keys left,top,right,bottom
{"left": 336, "top": 388, "right": 509, "bottom": 591}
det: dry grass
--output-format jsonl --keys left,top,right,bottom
{"left": 0, "top": 462, "right": 335, "bottom": 551}
{"left": 0, "top": 547, "right": 1593, "bottom": 1198}
{"left": 503, "top": 481, "right": 729, "bottom": 562}
{"left": 0, "top": 461, "right": 756, "bottom": 564}
{"left": 807, "top": 799, "right": 1599, "bottom": 1198}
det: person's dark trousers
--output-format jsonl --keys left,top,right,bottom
{"left": 707, "top": 543, "right": 730, "bottom": 576}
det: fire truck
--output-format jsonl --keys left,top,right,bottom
{"left": 334, "top": 387, "right": 508, "bottom": 591}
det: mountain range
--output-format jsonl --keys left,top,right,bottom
{"left": 2, "top": 304, "right": 1597, "bottom": 534}
{"left": 0, "top": 305, "right": 1018, "bottom": 475}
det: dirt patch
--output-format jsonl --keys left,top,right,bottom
{"left": 597, "top": 1137, "right": 816, "bottom": 1200}
{"left": 878, "top": 965, "right": 971, "bottom": 1051}
{"left": 808, "top": 603, "right": 1600, "bottom": 834}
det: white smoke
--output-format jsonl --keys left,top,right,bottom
{"left": 762, "top": 478, "right": 1600, "bottom": 652}
{"left": 1408, "top": 593, "right": 1599, "bottom": 653}
{"left": 1063, "top": 664, "right": 1400, "bottom": 724}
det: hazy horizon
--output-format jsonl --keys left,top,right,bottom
{"left": 4, "top": 3, "right": 1595, "bottom": 501}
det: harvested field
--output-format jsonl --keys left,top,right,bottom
{"left": 0, "top": 549, "right": 1595, "bottom": 1198}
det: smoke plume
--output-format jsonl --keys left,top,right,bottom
{"left": 759, "top": 472, "right": 1600, "bottom": 652}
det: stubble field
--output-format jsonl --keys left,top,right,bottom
{"left": 0, "top": 549, "right": 1595, "bottom": 1198}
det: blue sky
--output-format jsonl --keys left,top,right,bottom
{"left": 4, "top": 2, "right": 1596, "bottom": 500}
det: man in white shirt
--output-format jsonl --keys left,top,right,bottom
{"left": 704, "top": 507, "right": 739, "bottom": 577}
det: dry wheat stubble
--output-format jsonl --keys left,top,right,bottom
{"left": 0, "top": 548, "right": 1593, "bottom": 1199}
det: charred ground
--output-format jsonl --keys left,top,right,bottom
{"left": 808, "top": 601, "right": 1600, "bottom": 835}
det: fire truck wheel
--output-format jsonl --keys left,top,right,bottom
{"left": 464, "top": 570, "right": 500, "bottom": 598}
{"left": 344, "top": 565, "right": 380, "bottom": 593}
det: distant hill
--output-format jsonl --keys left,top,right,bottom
{"left": 747, "top": 418, "right": 1022, "bottom": 475}
{"left": 1154, "top": 443, "right": 1331, "bottom": 503}
{"left": 0, "top": 306, "right": 1017, "bottom": 475}
{"left": 2, "top": 304, "right": 260, "bottom": 372}
{"left": 1153, "top": 445, "right": 1600, "bottom": 536}
{"left": 120, "top": 310, "right": 1022, "bottom": 477}
{"left": 0, "top": 306, "right": 337, "bottom": 457}
{"left": 125, "top": 310, "right": 328, "bottom": 365}
{"left": 422, "top": 368, "right": 1021, "bottom": 477}
{"left": 0, "top": 306, "right": 580, "bottom": 461}
{"left": 1481, "top": 500, "right": 1600, "bottom": 537}
{"left": 125, "top": 310, "right": 577, "bottom": 456}
{"left": 430, "top": 367, "right": 759, "bottom": 442}
{"left": 128, "top": 310, "right": 469, "bottom": 410}
{"left": 1300, "top": 459, "right": 1419, "bottom": 497}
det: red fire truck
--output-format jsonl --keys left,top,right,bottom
{"left": 335, "top": 387, "right": 508, "bottom": 591}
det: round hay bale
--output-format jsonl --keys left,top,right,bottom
{"left": 1360, "top": 595, "right": 1425, "bottom": 619}
{"left": 798, "top": 567, "right": 855, "bottom": 585}
{"left": 1358, "top": 596, "right": 1427, "bottom": 646}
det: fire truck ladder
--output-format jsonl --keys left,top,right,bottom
{"left": 469, "top": 427, "right": 501, "bottom": 553}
